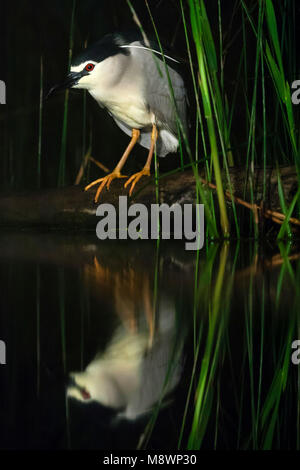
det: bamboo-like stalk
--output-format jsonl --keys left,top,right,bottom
{"left": 188, "top": 243, "right": 231, "bottom": 449}
{"left": 189, "top": 0, "right": 230, "bottom": 236}
{"left": 57, "top": 0, "right": 76, "bottom": 187}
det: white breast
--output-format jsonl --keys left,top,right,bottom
{"left": 88, "top": 54, "right": 153, "bottom": 129}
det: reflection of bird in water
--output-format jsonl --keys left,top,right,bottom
{"left": 67, "top": 326, "right": 148, "bottom": 412}
{"left": 83, "top": 255, "right": 155, "bottom": 336}
{"left": 67, "top": 256, "right": 184, "bottom": 420}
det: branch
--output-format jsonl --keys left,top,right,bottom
{"left": 0, "top": 166, "right": 298, "bottom": 231}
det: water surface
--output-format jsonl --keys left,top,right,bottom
{"left": 0, "top": 234, "right": 299, "bottom": 449}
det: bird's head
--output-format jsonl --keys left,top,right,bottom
{"left": 46, "top": 33, "right": 133, "bottom": 98}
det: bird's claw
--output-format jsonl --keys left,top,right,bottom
{"left": 124, "top": 168, "right": 150, "bottom": 197}
{"left": 85, "top": 172, "right": 127, "bottom": 203}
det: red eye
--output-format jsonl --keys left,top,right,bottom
{"left": 81, "top": 388, "right": 91, "bottom": 400}
{"left": 85, "top": 63, "right": 95, "bottom": 72}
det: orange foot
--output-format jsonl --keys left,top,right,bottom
{"left": 84, "top": 171, "right": 127, "bottom": 203}
{"left": 124, "top": 168, "right": 150, "bottom": 197}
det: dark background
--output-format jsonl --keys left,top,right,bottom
{"left": 0, "top": 0, "right": 299, "bottom": 192}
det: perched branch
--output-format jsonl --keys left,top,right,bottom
{"left": 0, "top": 166, "right": 298, "bottom": 232}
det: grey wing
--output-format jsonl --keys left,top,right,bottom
{"left": 141, "top": 49, "right": 188, "bottom": 139}
{"left": 112, "top": 46, "right": 188, "bottom": 157}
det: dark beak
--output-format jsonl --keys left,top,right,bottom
{"left": 46, "top": 71, "right": 85, "bottom": 100}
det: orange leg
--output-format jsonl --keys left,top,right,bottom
{"left": 84, "top": 128, "right": 140, "bottom": 203}
{"left": 124, "top": 124, "right": 158, "bottom": 197}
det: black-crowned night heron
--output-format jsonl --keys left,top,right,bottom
{"left": 49, "top": 32, "right": 188, "bottom": 201}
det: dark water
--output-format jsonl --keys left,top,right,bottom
{"left": 0, "top": 234, "right": 299, "bottom": 449}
